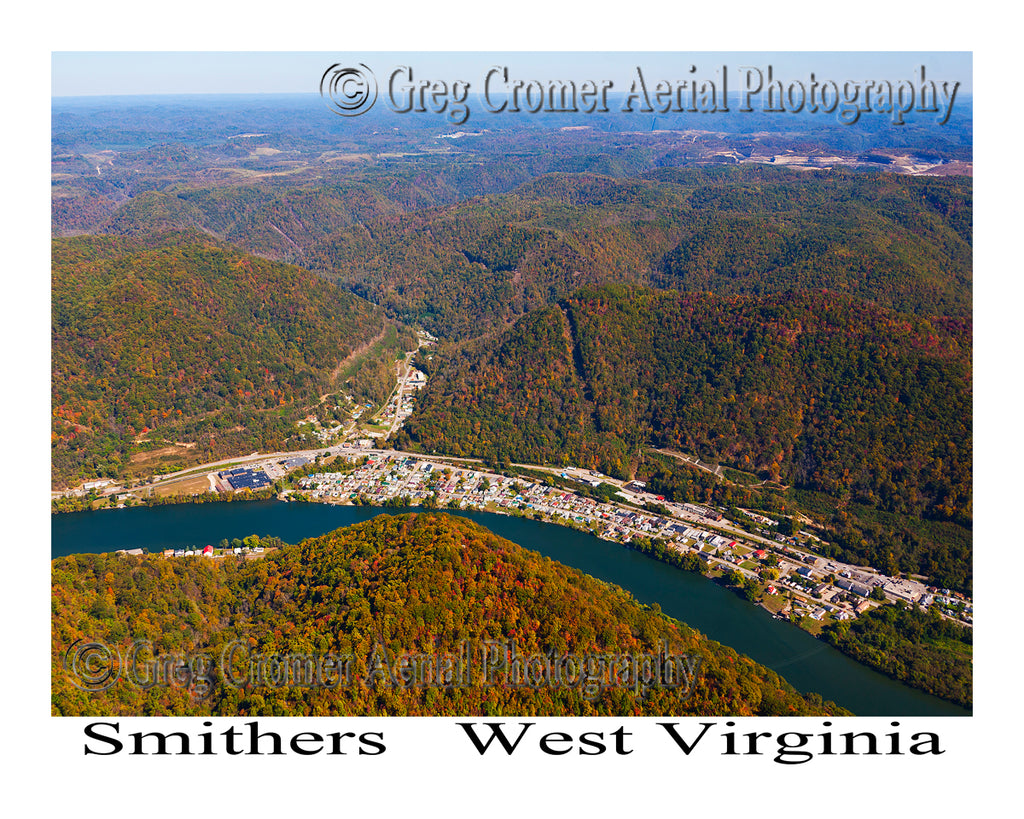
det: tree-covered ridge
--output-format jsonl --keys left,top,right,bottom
{"left": 652, "top": 169, "right": 971, "bottom": 318}
{"left": 645, "top": 165, "right": 972, "bottom": 246}
{"left": 52, "top": 233, "right": 385, "bottom": 486}
{"left": 302, "top": 167, "right": 970, "bottom": 339}
{"left": 52, "top": 513, "right": 847, "bottom": 717}
{"left": 398, "top": 285, "right": 971, "bottom": 528}
{"left": 99, "top": 182, "right": 409, "bottom": 263}
{"left": 57, "top": 141, "right": 669, "bottom": 249}
{"left": 303, "top": 173, "right": 689, "bottom": 339}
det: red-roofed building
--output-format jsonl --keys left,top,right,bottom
{"left": 203, "top": 544, "right": 213, "bottom": 556}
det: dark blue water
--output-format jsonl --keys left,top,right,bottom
{"left": 51, "top": 500, "right": 969, "bottom": 716}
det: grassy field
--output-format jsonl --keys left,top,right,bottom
{"left": 924, "top": 634, "right": 974, "bottom": 658}
{"left": 148, "top": 475, "right": 214, "bottom": 497}
{"left": 123, "top": 448, "right": 193, "bottom": 479}
{"left": 759, "top": 594, "right": 789, "bottom": 615}
{"left": 721, "top": 466, "right": 763, "bottom": 485}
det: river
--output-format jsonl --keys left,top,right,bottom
{"left": 50, "top": 499, "right": 970, "bottom": 716}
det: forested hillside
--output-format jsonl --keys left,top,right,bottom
{"left": 649, "top": 167, "right": 971, "bottom": 318}
{"left": 99, "top": 184, "right": 404, "bottom": 261}
{"left": 52, "top": 513, "right": 848, "bottom": 717}
{"left": 303, "top": 167, "right": 971, "bottom": 338}
{"left": 397, "top": 286, "right": 971, "bottom": 585}
{"left": 401, "top": 286, "right": 970, "bottom": 519}
{"left": 51, "top": 232, "right": 388, "bottom": 486}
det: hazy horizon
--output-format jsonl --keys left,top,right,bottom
{"left": 52, "top": 51, "right": 973, "bottom": 98}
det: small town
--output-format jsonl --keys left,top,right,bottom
{"left": 109, "top": 442, "right": 971, "bottom": 636}
{"left": 291, "top": 453, "right": 973, "bottom": 629}
{"left": 65, "top": 329, "right": 972, "bottom": 637}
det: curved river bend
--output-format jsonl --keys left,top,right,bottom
{"left": 51, "top": 500, "right": 969, "bottom": 716}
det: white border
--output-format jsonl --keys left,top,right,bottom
{"left": 13, "top": 2, "right": 1016, "bottom": 814}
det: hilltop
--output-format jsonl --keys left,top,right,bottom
{"left": 51, "top": 513, "right": 848, "bottom": 717}
{"left": 51, "top": 232, "right": 393, "bottom": 487}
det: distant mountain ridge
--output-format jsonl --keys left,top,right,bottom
{"left": 305, "top": 167, "right": 971, "bottom": 338}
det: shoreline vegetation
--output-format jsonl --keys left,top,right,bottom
{"left": 52, "top": 480, "right": 972, "bottom": 709}
{"left": 625, "top": 534, "right": 972, "bottom": 709}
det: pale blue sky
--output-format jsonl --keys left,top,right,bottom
{"left": 52, "top": 52, "right": 972, "bottom": 97}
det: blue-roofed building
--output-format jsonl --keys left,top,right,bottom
{"left": 218, "top": 467, "right": 272, "bottom": 491}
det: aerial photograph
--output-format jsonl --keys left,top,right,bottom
{"left": 50, "top": 51, "right": 973, "bottom": 722}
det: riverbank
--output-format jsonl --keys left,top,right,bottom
{"left": 52, "top": 452, "right": 973, "bottom": 712}
{"left": 50, "top": 500, "right": 969, "bottom": 716}
{"left": 53, "top": 465, "right": 975, "bottom": 711}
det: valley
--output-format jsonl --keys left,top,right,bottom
{"left": 51, "top": 90, "right": 973, "bottom": 718}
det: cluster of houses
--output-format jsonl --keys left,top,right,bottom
{"left": 158, "top": 544, "right": 264, "bottom": 558}
{"left": 294, "top": 453, "right": 974, "bottom": 628}
{"left": 923, "top": 590, "right": 973, "bottom": 622}
{"left": 661, "top": 528, "right": 892, "bottom": 624}
{"left": 294, "top": 363, "right": 427, "bottom": 448}
{"left": 297, "top": 415, "right": 348, "bottom": 444}
{"left": 390, "top": 368, "right": 427, "bottom": 424}
{"left": 297, "top": 455, "right": 675, "bottom": 542}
